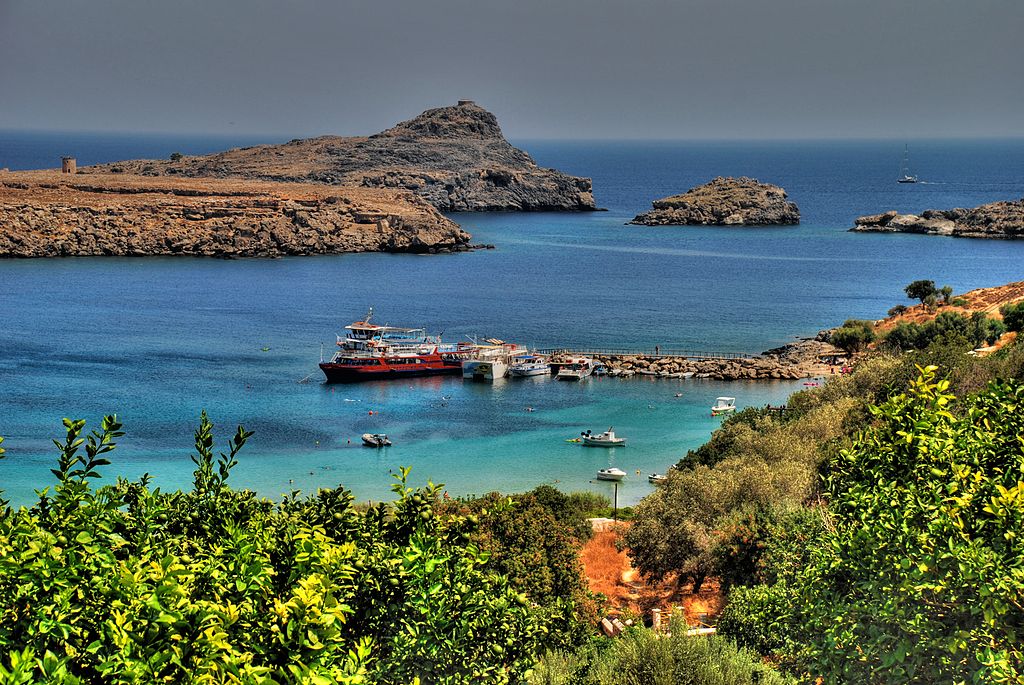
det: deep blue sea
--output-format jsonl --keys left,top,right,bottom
{"left": 2, "top": 131, "right": 1023, "bottom": 506}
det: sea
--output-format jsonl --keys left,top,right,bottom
{"left": 2, "top": 131, "right": 1023, "bottom": 507}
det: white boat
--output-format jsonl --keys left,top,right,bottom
{"left": 596, "top": 467, "right": 626, "bottom": 482}
{"left": 556, "top": 356, "right": 594, "bottom": 381}
{"left": 711, "top": 397, "right": 737, "bottom": 416}
{"left": 648, "top": 473, "right": 668, "bottom": 484}
{"left": 509, "top": 354, "right": 550, "bottom": 377}
{"left": 463, "top": 341, "right": 521, "bottom": 381}
{"left": 361, "top": 433, "right": 392, "bottom": 447}
{"left": 581, "top": 427, "right": 626, "bottom": 447}
{"left": 897, "top": 143, "right": 918, "bottom": 184}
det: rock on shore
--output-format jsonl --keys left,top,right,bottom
{"left": 83, "top": 102, "right": 597, "bottom": 213}
{"left": 0, "top": 171, "right": 472, "bottom": 258}
{"left": 630, "top": 177, "right": 799, "bottom": 226}
{"left": 851, "top": 199, "right": 1024, "bottom": 239}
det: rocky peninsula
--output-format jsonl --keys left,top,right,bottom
{"left": 0, "top": 171, "right": 472, "bottom": 258}
{"left": 630, "top": 177, "right": 799, "bottom": 226}
{"left": 851, "top": 198, "right": 1024, "bottom": 238}
{"left": 84, "top": 101, "right": 597, "bottom": 213}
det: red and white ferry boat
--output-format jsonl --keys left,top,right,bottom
{"left": 319, "top": 309, "right": 475, "bottom": 383}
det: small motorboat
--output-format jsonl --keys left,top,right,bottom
{"left": 361, "top": 433, "right": 392, "bottom": 447}
{"left": 581, "top": 427, "right": 627, "bottom": 447}
{"left": 711, "top": 397, "right": 737, "bottom": 416}
{"left": 596, "top": 467, "right": 626, "bottom": 482}
{"left": 648, "top": 473, "right": 668, "bottom": 484}
{"left": 556, "top": 356, "right": 595, "bottom": 381}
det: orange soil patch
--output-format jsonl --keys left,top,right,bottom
{"left": 875, "top": 280, "right": 1024, "bottom": 335}
{"left": 581, "top": 527, "right": 724, "bottom": 626}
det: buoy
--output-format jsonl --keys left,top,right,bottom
{"left": 368, "top": 410, "right": 373, "bottom": 415}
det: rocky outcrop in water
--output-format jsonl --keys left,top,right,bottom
{"left": 630, "top": 177, "right": 799, "bottom": 226}
{"left": 0, "top": 171, "right": 473, "bottom": 258}
{"left": 84, "top": 102, "right": 597, "bottom": 213}
{"left": 851, "top": 199, "right": 1024, "bottom": 238}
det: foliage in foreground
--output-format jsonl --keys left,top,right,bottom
{"left": 0, "top": 413, "right": 567, "bottom": 684}
{"left": 721, "top": 368, "right": 1024, "bottom": 683}
{"left": 528, "top": 618, "right": 792, "bottom": 685}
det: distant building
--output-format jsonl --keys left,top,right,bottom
{"left": 61, "top": 157, "right": 77, "bottom": 174}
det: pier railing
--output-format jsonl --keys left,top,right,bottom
{"left": 535, "top": 347, "right": 757, "bottom": 361}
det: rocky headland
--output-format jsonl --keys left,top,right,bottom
{"left": 630, "top": 177, "right": 799, "bottom": 226}
{"left": 84, "top": 101, "right": 597, "bottom": 213}
{"left": 851, "top": 198, "right": 1024, "bottom": 239}
{"left": 0, "top": 171, "right": 473, "bottom": 258}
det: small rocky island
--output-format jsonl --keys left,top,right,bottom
{"left": 630, "top": 177, "right": 799, "bottom": 226}
{"left": 85, "top": 101, "right": 597, "bottom": 213}
{"left": 0, "top": 171, "right": 471, "bottom": 258}
{"left": 851, "top": 198, "right": 1024, "bottom": 239}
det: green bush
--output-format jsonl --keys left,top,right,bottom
{"left": 529, "top": 622, "right": 793, "bottom": 685}
{"left": 1000, "top": 301, "right": 1024, "bottom": 332}
{"left": 886, "top": 304, "right": 908, "bottom": 317}
{"left": 746, "top": 368, "right": 1024, "bottom": 683}
{"left": 829, "top": 319, "right": 876, "bottom": 353}
{"left": 0, "top": 414, "right": 553, "bottom": 683}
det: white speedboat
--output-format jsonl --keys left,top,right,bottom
{"left": 509, "top": 355, "right": 550, "bottom": 377}
{"left": 596, "top": 467, "right": 626, "bottom": 482}
{"left": 648, "top": 473, "right": 668, "bottom": 484}
{"left": 361, "top": 433, "right": 392, "bottom": 447}
{"left": 556, "top": 356, "right": 594, "bottom": 381}
{"left": 711, "top": 397, "right": 737, "bottom": 416}
{"left": 581, "top": 427, "right": 626, "bottom": 447}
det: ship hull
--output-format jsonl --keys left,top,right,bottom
{"left": 320, "top": 357, "right": 464, "bottom": 383}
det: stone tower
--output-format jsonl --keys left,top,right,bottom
{"left": 61, "top": 157, "right": 77, "bottom": 174}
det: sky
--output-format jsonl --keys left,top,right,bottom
{"left": 1, "top": 0, "right": 1022, "bottom": 139}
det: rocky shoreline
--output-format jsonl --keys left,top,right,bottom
{"left": 630, "top": 177, "right": 799, "bottom": 226}
{"left": 84, "top": 101, "right": 598, "bottom": 213}
{"left": 0, "top": 171, "right": 472, "bottom": 258}
{"left": 552, "top": 335, "right": 841, "bottom": 382}
{"left": 851, "top": 198, "right": 1024, "bottom": 239}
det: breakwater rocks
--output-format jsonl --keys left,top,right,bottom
{"left": 851, "top": 198, "right": 1024, "bottom": 239}
{"left": 84, "top": 102, "right": 597, "bottom": 213}
{"left": 555, "top": 337, "right": 841, "bottom": 381}
{"left": 0, "top": 171, "right": 472, "bottom": 258}
{"left": 630, "top": 177, "right": 799, "bottom": 226}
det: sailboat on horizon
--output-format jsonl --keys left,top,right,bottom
{"left": 897, "top": 143, "right": 918, "bottom": 184}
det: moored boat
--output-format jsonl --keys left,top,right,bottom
{"left": 648, "top": 473, "right": 668, "bottom": 484}
{"left": 556, "top": 356, "right": 595, "bottom": 381}
{"left": 509, "top": 354, "right": 550, "bottom": 377}
{"left": 581, "top": 427, "right": 626, "bottom": 447}
{"left": 319, "top": 308, "right": 475, "bottom": 383}
{"left": 463, "top": 340, "right": 522, "bottom": 381}
{"left": 596, "top": 467, "right": 626, "bottom": 482}
{"left": 361, "top": 433, "right": 392, "bottom": 447}
{"left": 711, "top": 397, "right": 737, "bottom": 416}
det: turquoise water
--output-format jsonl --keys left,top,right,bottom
{"left": 2, "top": 136, "right": 1023, "bottom": 506}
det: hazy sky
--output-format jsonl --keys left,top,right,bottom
{"left": 1, "top": 0, "right": 1022, "bottom": 139}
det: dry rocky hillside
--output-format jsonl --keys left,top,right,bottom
{"left": 0, "top": 171, "right": 471, "bottom": 258}
{"left": 876, "top": 280, "right": 1024, "bottom": 335}
{"left": 84, "top": 101, "right": 597, "bottom": 213}
{"left": 851, "top": 198, "right": 1024, "bottom": 238}
{"left": 630, "top": 177, "right": 800, "bottom": 226}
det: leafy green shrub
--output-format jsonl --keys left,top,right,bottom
{"left": 759, "top": 368, "right": 1024, "bottom": 683}
{"left": 884, "top": 312, "right": 1005, "bottom": 352}
{"left": 1000, "top": 301, "right": 1024, "bottom": 332}
{"left": 0, "top": 415, "right": 553, "bottom": 683}
{"left": 828, "top": 319, "right": 876, "bottom": 353}
{"left": 529, "top": 622, "right": 793, "bottom": 685}
{"left": 887, "top": 304, "right": 908, "bottom": 317}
